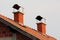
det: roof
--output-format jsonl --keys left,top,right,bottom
{"left": 0, "top": 14, "right": 56, "bottom": 40}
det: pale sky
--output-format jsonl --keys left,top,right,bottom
{"left": 0, "top": 0, "right": 60, "bottom": 40}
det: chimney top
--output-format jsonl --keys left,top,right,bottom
{"left": 36, "top": 15, "right": 46, "bottom": 23}
{"left": 12, "top": 4, "right": 24, "bottom": 13}
{"left": 13, "top": 4, "right": 21, "bottom": 10}
{"left": 36, "top": 15, "right": 43, "bottom": 21}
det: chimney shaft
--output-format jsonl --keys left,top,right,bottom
{"left": 13, "top": 11, "right": 24, "bottom": 24}
{"left": 37, "top": 22, "right": 46, "bottom": 34}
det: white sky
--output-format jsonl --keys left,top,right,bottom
{"left": 0, "top": 0, "right": 60, "bottom": 40}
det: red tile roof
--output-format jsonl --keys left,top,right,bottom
{"left": 0, "top": 14, "right": 56, "bottom": 40}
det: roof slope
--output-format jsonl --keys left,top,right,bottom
{"left": 0, "top": 14, "right": 56, "bottom": 40}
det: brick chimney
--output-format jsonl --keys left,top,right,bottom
{"left": 37, "top": 22, "right": 46, "bottom": 34}
{"left": 36, "top": 15, "right": 46, "bottom": 34}
{"left": 13, "top": 11, "right": 24, "bottom": 24}
{"left": 12, "top": 4, "right": 24, "bottom": 24}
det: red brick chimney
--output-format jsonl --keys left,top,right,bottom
{"left": 13, "top": 11, "right": 24, "bottom": 24}
{"left": 37, "top": 22, "right": 46, "bottom": 34}
{"left": 12, "top": 4, "right": 24, "bottom": 24}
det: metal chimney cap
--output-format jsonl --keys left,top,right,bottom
{"left": 13, "top": 4, "right": 21, "bottom": 10}
{"left": 36, "top": 15, "right": 43, "bottom": 21}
